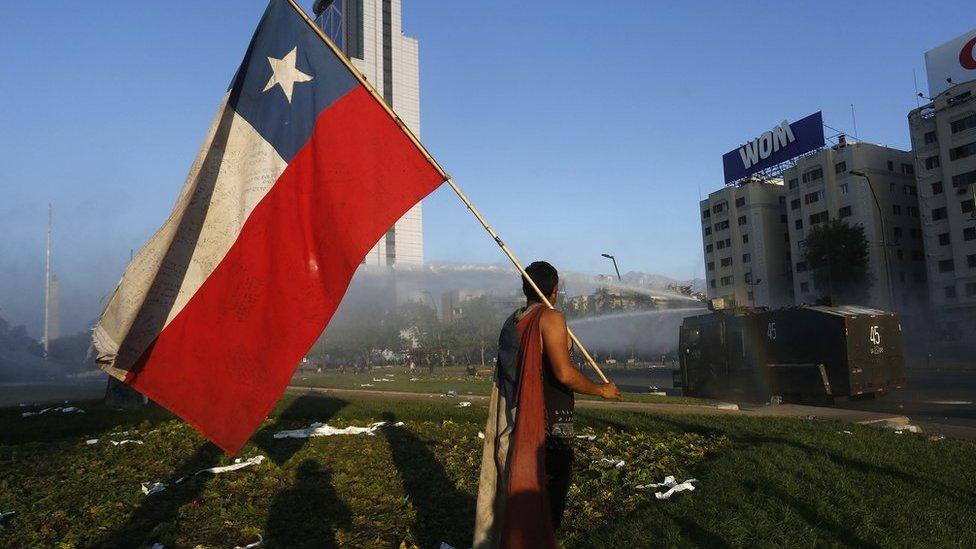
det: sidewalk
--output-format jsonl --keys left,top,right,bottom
{"left": 286, "top": 385, "right": 917, "bottom": 430}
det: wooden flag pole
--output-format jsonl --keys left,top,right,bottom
{"left": 287, "top": 0, "right": 610, "bottom": 384}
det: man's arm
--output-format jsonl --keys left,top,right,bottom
{"left": 539, "top": 308, "right": 621, "bottom": 400}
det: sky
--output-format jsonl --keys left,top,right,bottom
{"left": 0, "top": 0, "right": 972, "bottom": 337}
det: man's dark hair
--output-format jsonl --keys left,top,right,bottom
{"left": 522, "top": 261, "right": 558, "bottom": 301}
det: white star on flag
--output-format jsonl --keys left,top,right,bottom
{"left": 262, "top": 46, "right": 313, "bottom": 103}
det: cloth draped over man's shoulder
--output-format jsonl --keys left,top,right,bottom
{"left": 473, "top": 304, "right": 557, "bottom": 549}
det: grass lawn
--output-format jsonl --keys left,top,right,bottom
{"left": 1, "top": 393, "right": 974, "bottom": 548}
{"left": 291, "top": 366, "right": 707, "bottom": 405}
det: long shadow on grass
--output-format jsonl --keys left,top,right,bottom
{"left": 98, "top": 442, "right": 223, "bottom": 548}
{"left": 264, "top": 458, "right": 352, "bottom": 548}
{"left": 253, "top": 394, "right": 348, "bottom": 465}
{"left": 381, "top": 411, "right": 475, "bottom": 549}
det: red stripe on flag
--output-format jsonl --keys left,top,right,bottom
{"left": 125, "top": 87, "right": 444, "bottom": 454}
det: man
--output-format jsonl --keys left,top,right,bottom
{"left": 474, "top": 261, "right": 620, "bottom": 549}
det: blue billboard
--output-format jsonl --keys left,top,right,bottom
{"left": 722, "top": 111, "right": 825, "bottom": 184}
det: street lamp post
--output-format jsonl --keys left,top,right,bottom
{"left": 849, "top": 170, "right": 896, "bottom": 310}
{"left": 601, "top": 253, "right": 621, "bottom": 281}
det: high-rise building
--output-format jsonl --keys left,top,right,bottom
{"left": 783, "top": 140, "right": 927, "bottom": 311}
{"left": 700, "top": 178, "right": 794, "bottom": 308}
{"left": 315, "top": 0, "right": 424, "bottom": 265}
{"left": 908, "top": 79, "right": 976, "bottom": 336}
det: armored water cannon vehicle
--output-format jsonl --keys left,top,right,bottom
{"left": 678, "top": 305, "right": 906, "bottom": 403}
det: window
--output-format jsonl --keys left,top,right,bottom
{"left": 953, "top": 170, "right": 976, "bottom": 188}
{"left": 788, "top": 178, "right": 799, "bottom": 189}
{"left": 801, "top": 168, "right": 823, "bottom": 183}
{"left": 735, "top": 197, "right": 745, "bottom": 207}
{"left": 795, "top": 219, "right": 803, "bottom": 230}
{"left": 887, "top": 160, "right": 894, "bottom": 171}
{"left": 724, "top": 238, "right": 731, "bottom": 247}
{"left": 907, "top": 206, "right": 919, "bottom": 218}
{"left": 932, "top": 207, "right": 947, "bottom": 221}
{"left": 835, "top": 161, "right": 847, "bottom": 174}
{"left": 720, "top": 275, "right": 733, "bottom": 286}
{"left": 713, "top": 202, "right": 726, "bottom": 214}
{"left": 796, "top": 261, "right": 807, "bottom": 272}
{"left": 950, "top": 142, "right": 976, "bottom": 161}
{"left": 967, "top": 282, "right": 976, "bottom": 297}
{"left": 702, "top": 209, "right": 711, "bottom": 219}
{"left": 965, "top": 227, "right": 976, "bottom": 241}
{"left": 742, "top": 253, "right": 751, "bottom": 263}
{"left": 714, "top": 220, "right": 730, "bottom": 231}
{"left": 738, "top": 215, "right": 747, "bottom": 226}
{"left": 706, "top": 244, "right": 713, "bottom": 253}
{"left": 945, "top": 286, "right": 957, "bottom": 299}
{"left": 903, "top": 185, "right": 917, "bottom": 196}
{"left": 800, "top": 282, "right": 809, "bottom": 292}
{"left": 925, "top": 155, "right": 941, "bottom": 170}
{"left": 840, "top": 183, "right": 849, "bottom": 195}
{"left": 939, "top": 259, "right": 954, "bottom": 273}
{"left": 962, "top": 199, "right": 975, "bottom": 214}
{"left": 790, "top": 198, "right": 801, "bottom": 210}
{"left": 892, "top": 204, "right": 902, "bottom": 216}
{"left": 924, "top": 131, "right": 938, "bottom": 144}
{"left": 902, "top": 163, "right": 915, "bottom": 175}
{"left": 839, "top": 206, "right": 852, "bottom": 218}
{"left": 968, "top": 254, "right": 976, "bottom": 269}
{"left": 707, "top": 262, "right": 715, "bottom": 271}
{"left": 742, "top": 234, "right": 749, "bottom": 244}
{"left": 950, "top": 113, "right": 976, "bottom": 134}
{"left": 804, "top": 190, "right": 824, "bottom": 204}
{"left": 809, "top": 211, "right": 829, "bottom": 225}
{"left": 710, "top": 279, "right": 716, "bottom": 288}
{"left": 938, "top": 232, "right": 950, "bottom": 246}
{"left": 716, "top": 240, "right": 726, "bottom": 250}
{"left": 720, "top": 257, "right": 732, "bottom": 267}
{"left": 893, "top": 227, "right": 902, "bottom": 239}
{"left": 932, "top": 181, "right": 944, "bottom": 195}
{"left": 704, "top": 226, "right": 712, "bottom": 236}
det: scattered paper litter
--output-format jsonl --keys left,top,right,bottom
{"left": 478, "top": 431, "right": 485, "bottom": 439}
{"left": 596, "top": 458, "right": 626, "bottom": 469}
{"left": 888, "top": 424, "right": 922, "bottom": 434}
{"left": 372, "top": 378, "right": 393, "bottom": 382}
{"left": 150, "top": 543, "right": 164, "bottom": 549}
{"left": 409, "top": 377, "right": 420, "bottom": 381}
{"left": 715, "top": 403, "right": 738, "bottom": 411}
{"left": 576, "top": 434, "right": 597, "bottom": 441}
{"left": 839, "top": 430, "right": 853, "bottom": 435}
{"left": 446, "top": 390, "right": 458, "bottom": 398}
{"left": 649, "top": 391, "right": 667, "bottom": 396}
{"left": 457, "top": 401, "right": 472, "bottom": 408}
{"left": 111, "top": 439, "right": 144, "bottom": 446}
{"left": 141, "top": 482, "right": 168, "bottom": 496}
{"left": 636, "top": 475, "right": 697, "bottom": 500}
{"left": 234, "top": 535, "right": 263, "bottom": 548}
{"left": 273, "top": 421, "right": 402, "bottom": 439}
{"left": 360, "top": 384, "right": 375, "bottom": 387}
{"left": 86, "top": 439, "right": 99, "bottom": 445}
{"left": 21, "top": 406, "right": 84, "bottom": 417}
{"left": 0, "top": 510, "right": 15, "bottom": 525}
{"left": 439, "top": 542, "right": 458, "bottom": 549}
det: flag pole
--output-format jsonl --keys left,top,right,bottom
{"left": 286, "top": 0, "right": 610, "bottom": 384}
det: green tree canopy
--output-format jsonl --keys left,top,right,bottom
{"left": 803, "top": 219, "right": 873, "bottom": 304}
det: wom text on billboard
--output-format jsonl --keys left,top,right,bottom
{"left": 722, "top": 111, "right": 825, "bottom": 185}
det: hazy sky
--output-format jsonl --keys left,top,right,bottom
{"left": 0, "top": 1, "right": 971, "bottom": 336}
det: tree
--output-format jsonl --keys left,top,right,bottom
{"left": 803, "top": 220, "right": 874, "bottom": 304}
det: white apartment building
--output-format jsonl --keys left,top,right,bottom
{"left": 701, "top": 178, "right": 794, "bottom": 308}
{"left": 783, "top": 140, "right": 927, "bottom": 311}
{"left": 315, "top": 0, "right": 424, "bottom": 265}
{"left": 908, "top": 80, "right": 976, "bottom": 336}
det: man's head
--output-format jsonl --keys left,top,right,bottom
{"left": 523, "top": 261, "right": 559, "bottom": 304}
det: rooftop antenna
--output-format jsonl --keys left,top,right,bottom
{"left": 913, "top": 69, "right": 921, "bottom": 109}
{"left": 43, "top": 203, "right": 52, "bottom": 359}
{"left": 850, "top": 104, "right": 859, "bottom": 140}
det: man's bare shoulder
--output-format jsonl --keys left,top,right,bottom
{"left": 539, "top": 308, "right": 567, "bottom": 328}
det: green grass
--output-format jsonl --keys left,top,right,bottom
{"left": 291, "top": 366, "right": 707, "bottom": 405}
{"left": 2, "top": 394, "right": 974, "bottom": 548}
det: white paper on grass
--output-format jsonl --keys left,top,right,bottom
{"left": 111, "top": 440, "right": 144, "bottom": 446}
{"left": 234, "top": 535, "right": 263, "bottom": 548}
{"left": 458, "top": 402, "right": 472, "bottom": 408}
{"left": 142, "top": 455, "right": 267, "bottom": 496}
{"left": 21, "top": 406, "right": 84, "bottom": 417}
{"left": 596, "top": 458, "right": 626, "bottom": 468}
{"left": 273, "top": 421, "right": 403, "bottom": 439}
{"left": 576, "top": 434, "right": 597, "bottom": 441}
{"left": 360, "top": 384, "right": 374, "bottom": 387}
{"left": 86, "top": 439, "right": 99, "bottom": 445}
{"left": 635, "top": 475, "right": 698, "bottom": 499}
{"left": 1, "top": 510, "right": 16, "bottom": 522}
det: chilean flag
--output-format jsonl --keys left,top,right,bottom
{"left": 92, "top": 0, "right": 445, "bottom": 455}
